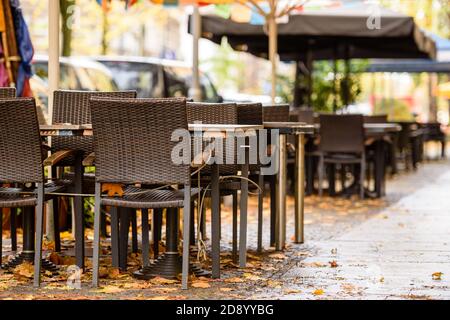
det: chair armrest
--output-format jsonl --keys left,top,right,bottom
{"left": 83, "top": 152, "right": 96, "bottom": 167}
{"left": 43, "top": 150, "right": 77, "bottom": 166}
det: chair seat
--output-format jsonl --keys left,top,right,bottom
{"left": 101, "top": 186, "right": 200, "bottom": 209}
{"left": 0, "top": 182, "right": 66, "bottom": 208}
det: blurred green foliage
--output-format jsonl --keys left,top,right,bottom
{"left": 374, "top": 99, "right": 415, "bottom": 122}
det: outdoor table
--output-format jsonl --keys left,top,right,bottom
{"left": 189, "top": 123, "right": 264, "bottom": 278}
{"left": 263, "top": 122, "right": 314, "bottom": 250}
{"left": 313, "top": 123, "right": 401, "bottom": 198}
{"left": 39, "top": 123, "right": 263, "bottom": 280}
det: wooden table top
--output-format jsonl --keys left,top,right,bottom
{"left": 264, "top": 122, "right": 315, "bottom": 134}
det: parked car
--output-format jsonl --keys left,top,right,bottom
{"left": 93, "top": 56, "right": 223, "bottom": 102}
{"left": 30, "top": 55, "right": 119, "bottom": 120}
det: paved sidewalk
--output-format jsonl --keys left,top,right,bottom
{"left": 266, "top": 161, "right": 450, "bottom": 300}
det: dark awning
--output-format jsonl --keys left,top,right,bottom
{"left": 191, "top": 4, "right": 436, "bottom": 61}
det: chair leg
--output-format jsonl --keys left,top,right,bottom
{"left": 269, "top": 176, "right": 276, "bottom": 247}
{"left": 52, "top": 199, "right": 61, "bottom": 253}
{"left": 100, "top": 212, "right": 108, "bottom": 238}
{"left": 119, "top": 208, "right": 130, "bottom": 271}
{"left": 190, "top": 200, "right": 195, "bottom": 246}
{"left": 232, "top": 191, "right": 238, "bottom": 263}
{"left": 257, "top": 174, "right": 264, "bottom": 253}
{"left": 110, "top": 207, "right": 120, "bottom": 268}
{"left": 131, "top": 211, "right": 138, "bottom": 254}
{"left": 153, "top": 208, "right": 163, "bottom": 259}
{"left": 360, "top": 158, "right": 366, "bottom": 199}
{"left": 141, "top": 209, "right": 150, "bottom": 268}
{"left": 73, "top": 156, "right": 85, "bottom": 270}
{"left": 10, "top": 208, "right": 17, "bottom": 252}
{"left": 33, "top": 183, "right": 45, "bottom": 287}
{"left": 0, "top": 208, "right": 3, "bottom": 266}
{"left": 92, "top": 183, "right": 102, "bottom": 287}
{"left": 182, "top": 186, "right": 191, "bottom": 290}
{"left": 318, "top": 156, "right": 324, "bottom": 197}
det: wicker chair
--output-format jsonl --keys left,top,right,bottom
{"left": 48, "top": 90, "right": 137, "bottom": 269}
{"left": 0, "top": 87, "right": 18, "bottom": 251}
{"left": 0, "top": 98, "right": 66, "bottom": 287}
{"left": 318, "top": 114, "right": 366, "bottom": 199}
{"left": 187, "top": 102, "right": 243, "bottom": 266}
{"left": 0, "top": 87, "right": 16, "bottom": 99}
{"left": 90, "top": 97, "right": 196, "bottom": 289}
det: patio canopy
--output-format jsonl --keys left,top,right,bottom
{"left": 366, "top": 34, "right": 450, "bottom": 73}
{"left": 192, "top": 3, "right": 437, "bottom": 61}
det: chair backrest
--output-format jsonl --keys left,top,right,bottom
{"left": 364, "top": 115, "right": 388, "bottom": 124}
{"left": 237, "top": 103, "right": 263, "bottom": 125}
{"left": 290, "top": 109, "right": 314, "bottom": 124}
{"left": 0, "top": 87, "right": 16, "bottom": 99}
{"left": 186, "top": 102, "right": 238, "bottom": 124}
{"left": 319, "top": 114, "right": 365, "bottom": 154}
{"left": 263, "top": 105, "right": 290, "bottom": 122}
{"left": 0, "top": 98, "right": 43, "bottom": 183}
{"left": 52, "top": 90, "right": 137, "bottom": 159}
{"left": 90, "top": 97, "right": 190, "bottom": 185}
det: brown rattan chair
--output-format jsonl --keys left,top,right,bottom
{"left": 0, "top": 87, "right": 16, "bottom": 99}
{"left": 0, "top": 87, "right": 18, "bottom": 251}
{"left": 187, "top": 102, "right": 244, "bottom": 265}
{"left": 318, "top": 114, "right": 366, "bottom": 199}
{"left": 90, "top": 97, "right": 196, "bottom": 289}
{"left": 49, "top": 90, "right": 137, "bottom": 269}
{"left": 0, "top": 98, "right": 66, "bottom": 287}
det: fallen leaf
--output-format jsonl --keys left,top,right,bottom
{"left": 268, "top": 253, "right": 286, "bottom": 260}
{"left": 102, "top": 183, "right": 124, "bottom": 197}
{"left": 313, "top": 289, "right": 324, "bottom": 296}
{"left": 150, "top": 277, "right": 178, "bottom": 285}
{"left": 243, "top": 273, "right": 263, "bottom": 281}
{"left": 220, "top": 287, "right": 234, "bottom": 292}
{"left": 432, "top": 272, "right": 443, "bottom": 281}
{"left": 266, "top": 280, "right": 282, "bottom": 288}
{"left": 329, "top": 261, "right": 338, "bottom": 268}
{"left": 13, "top": 263, "right": 34, "bottom": 281}
{"left": 284, "top": 289, "right": 302, "bottom": 294}
{"left": 191, "top": 281, "right": 211, "bottom": 289}
{"left": 95, "top": 286, "right": 123, "bottom": 294}
{"left": 224, "top": 277, "right": 244, "bottom": 283}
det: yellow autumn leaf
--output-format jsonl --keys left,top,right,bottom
{"left": 432, "top": 272, "right": 443, "bottom": 280}
{"left": 150, "top": 277, "right": 178, "bottom": 285}
{"left": 13, "top": 263, "right": 34, "bottom": 281}
{"left": 95, "top": 286, "right": 123, "bottom": 294}
{"left": 102, "top": 183, "right": 125, "bottom": 197}
{"left": 192, "top": 281, "right": 211, "bottom": 289}
{"left": 224, "top": 277, "right": 244, "bottom": 283}
{"left": 313, "top": 289, "right": 324, "bottom": 296}
{"left": 243, "top": 273, "right": 263, "bottom": 281}
{"left": 220, "top": 287, "right": 234, "bottom": 292}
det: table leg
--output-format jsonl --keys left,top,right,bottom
{"left": 211, "top": 163, "right": 221, "bottom": 278}
{"left": 239, "top": 144, "right": 249, "bottom": 268}
{"left": 294, "top": 134, "right": 305, "bottom": 244}
{"left": 275, "top": 134, "right": 287, "bottom": 251}
{"left": 73, "top": 154, "right": 85, "bottom": 270}
{"left": 374, "top": 139, "right": 386, "bottom": 198}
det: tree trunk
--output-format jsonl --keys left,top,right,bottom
{"left": 60, "top": 0, "right": 75, "bottom": 57}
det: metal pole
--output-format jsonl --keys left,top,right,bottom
{"left": 46, "top": 0, "right": 60, "bottom": 241}
{"left": 275, "top": 134, "right": 287, "bottom": 251}
{"left": 294, "top": 134, "right": 305, "bottom": 244}
{"left": 190, "top": 4, "right": 202, "bottom": 101}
